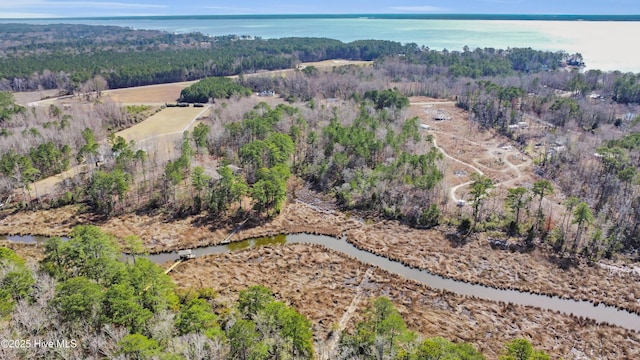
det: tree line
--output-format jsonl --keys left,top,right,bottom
{"left": 1, "top": 23, "right": 591, "bottom": 96}
{"left": 178, "top": 77, "right": 253, "bottom": 103}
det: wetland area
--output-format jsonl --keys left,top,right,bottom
{"left": 3, "top": 201, "right": 640, "bottom": 358}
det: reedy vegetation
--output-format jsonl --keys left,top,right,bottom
{"left": 1, "top": 233, "right": 549, "bottom": 359}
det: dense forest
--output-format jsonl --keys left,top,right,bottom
{"left": 1, "top": 24, "right": 582, "bottom": 93}
{"left": 0, "top": 228, "right": 549, "bottom": 359}
{"left": 178, "top": 78, "right": 253, "bottom": 103}
{"left": 1, "top": 24, "right": 640, "bottom": 258}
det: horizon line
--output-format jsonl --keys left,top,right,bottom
{"left": 2, "top": 13, "right": 640, "bottom": 21}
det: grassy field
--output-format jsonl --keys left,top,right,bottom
{"left": 300, "top": 59, "right": 373, "bottom": 68}
{"left": 102, "top": 81, "right": 197, "bottom": 105}
{"left": 101, "top": 60, "right": 371, "bottom": 103}
{"left": 118, "top": 106, "right": 208, "bottom": 142}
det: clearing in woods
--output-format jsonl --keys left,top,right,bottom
{"left": 102, "top": 60, "right": 372, "bottom": 103}
{"left": 102, "top": 81, "right": 197, "bottom": 105}
{"left": 408, "top": 97, "right": 543, "bottom": 212}
{"left": 117, "top": 106, "right": 208, "bottom": 142}
{"left": 23, "top": 106, "right": 209, "bottom": 199}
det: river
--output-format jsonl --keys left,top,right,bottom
{"left": 4, "top": 232, "right": 640, "bottom": 331}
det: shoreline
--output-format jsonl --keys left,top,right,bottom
{"left": 5, "top": 14, "right": 640, "bottom": 22}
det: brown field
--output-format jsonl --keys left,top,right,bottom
{"left": 101, "top": 60, "right": 370, "bottom": 103}
{"left": 15, "top": 59, "right": 371, "bottom": 107}
{"left": 12, "top": 89, "right": 61, "bottom": 106}
{"left": 169, "top": 243, "right": 640, "bottom": 359}
{"left": 300, "top": 59, "right": 373, "bottom": 69}
{"left": 102, "top": 81, "right": 197, "bottom": 105}
{"left": 230, "top": 59, "right": 374, "bottom": 79}
{"left": 102, "top": 60, "right": 371, "bottom": 102}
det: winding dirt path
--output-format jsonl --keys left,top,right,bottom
{"left": 429, "top": 135, "right": 483, "bottom": 203}
{"left": 322, "top": 266, "right": 374, "bottom": 360}
{"left": 415, "top": 102, "right": 532, "bottom": 204}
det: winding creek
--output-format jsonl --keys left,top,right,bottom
{"left": 3, "top": 233, "right": 640, "bottom": 332}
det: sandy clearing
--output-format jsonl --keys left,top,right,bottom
{"left": 12, "top": 89, "right": 61, "bottom": 106}
{"left": 300, "top": 59, "right": 373, "bottom": 68}
{"left": 409, "top": 97, "right": 538, "bottom": 211}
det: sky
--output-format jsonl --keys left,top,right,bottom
{"left": 1, "top": 0, "right": 640, "bottom": 19}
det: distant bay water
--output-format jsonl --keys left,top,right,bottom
{"left": 2, "top": 14, "right": 639, "bottom": 72}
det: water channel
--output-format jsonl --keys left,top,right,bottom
{"left": 3, "top": 232, "right": 640, "bottom": 331}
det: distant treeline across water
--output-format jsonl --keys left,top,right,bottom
{"left": 3, "top": 14, "right": 639, "bottom": 72}
{"left": 10, "top": 14, "right": 640, "bottom": 21}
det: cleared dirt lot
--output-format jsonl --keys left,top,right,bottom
{"left": 409, "top": 97, "right": 536, "bottom": 209}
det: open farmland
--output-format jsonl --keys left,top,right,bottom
{"left": 117, "top": 106, "right": 208, "bottom": 142}
{"left": 102, "top": 81, "right": 198, "bottom": 105}
{"left": 101, "top": 60, "right": 371, "bottom": 103}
